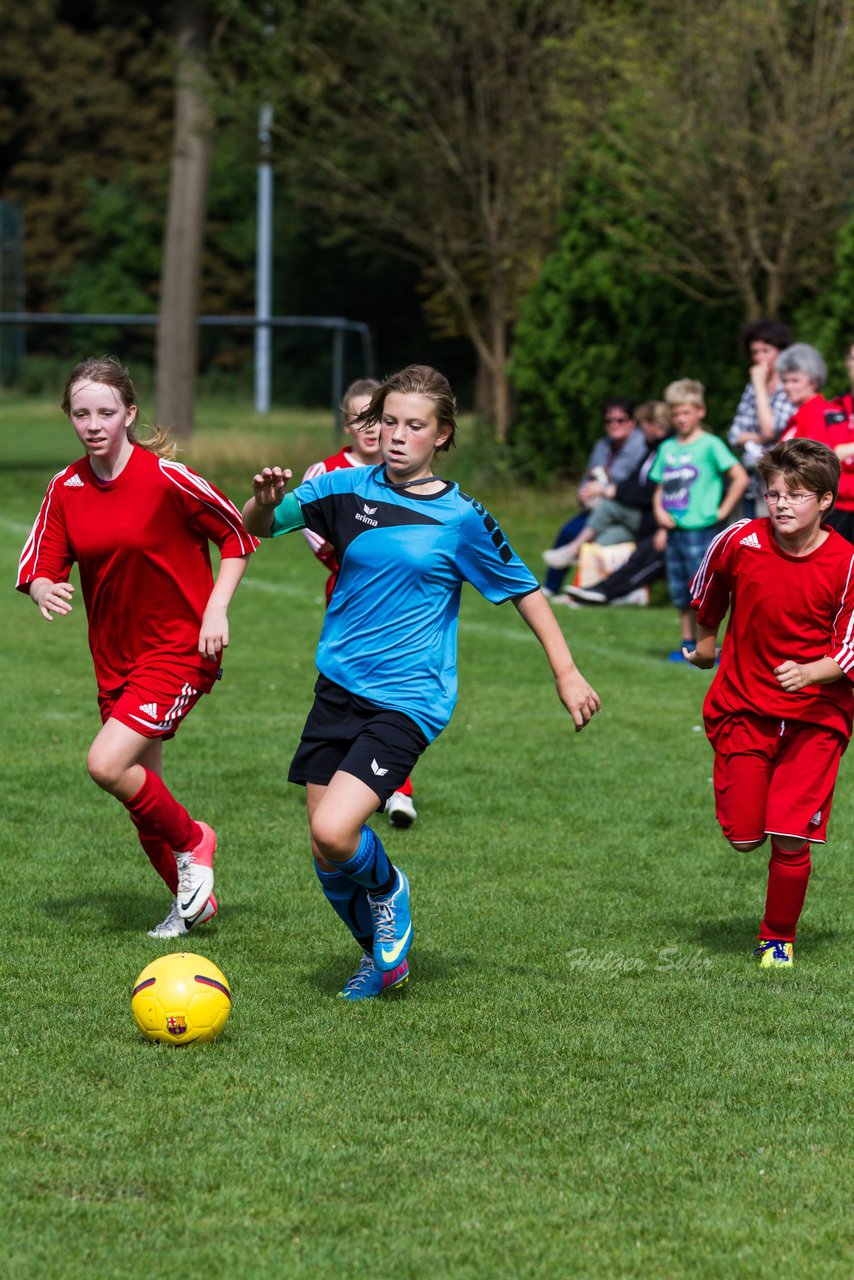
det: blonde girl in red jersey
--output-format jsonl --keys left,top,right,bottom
{"left": 17, "top": 356, "right": 257, "bottom": 938}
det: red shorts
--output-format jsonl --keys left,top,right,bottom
{"left": 98, "top": 666, "right": 217, "bottom": 740}
{"left": 707, "top": 712, "right": 846, "bottom": 844}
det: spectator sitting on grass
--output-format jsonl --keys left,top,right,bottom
{"left": 544, "top": 400, "right": 671, "bottom": 577}
{"left": 542, "top": 396, "right": 648, "bottom": 596}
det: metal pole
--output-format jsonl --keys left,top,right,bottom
{"left": 255, "top": 104, "right": 273, "bottom": 413}
{"left": 331, "top": 325, "right": 345, "bottom": 436}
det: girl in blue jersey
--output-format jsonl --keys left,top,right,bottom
{"left": 243, "top": 365, "right": 600, "bottom": 999}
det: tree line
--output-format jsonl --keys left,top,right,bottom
{"left": 2, "top": 0, "right": 854, "bottom": 468}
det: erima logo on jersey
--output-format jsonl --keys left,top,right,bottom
{"left": 355, "top": 506, "right": 379, "bottom": 527}
{"left": 63, "top": 474, "right": 84, "bottom": 488}
{"left": 363, "top": 503, "right": 377, "bottom": 515}
{"left": 371, "top": 759, "right": 389, "bottom": 776}
{"left": 740, "top": 532, "right": 761, "bottom": 549}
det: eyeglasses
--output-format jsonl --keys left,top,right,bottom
{"left": 763, "top": 491, "right": 818, "bottom": 506}
{"left": 604, "top": 415, "right": 631, "bottom": 424}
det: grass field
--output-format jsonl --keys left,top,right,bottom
{"left": 2, "top": 393, "right": 853, "bottom": 1279}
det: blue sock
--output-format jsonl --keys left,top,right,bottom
{"left": 314, "top": 864, "right": 373, "bottom": 952}
{"left": 336, "top": 825, "right": 396, "bottom": 896}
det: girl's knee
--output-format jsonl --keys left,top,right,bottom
{"left": 729, "top": 837, "right": 766, "bottom": 851}
{"left": 86, "top": 743, "right": 124, "bottom": 793}
{"left": 309, "top": 810, "right": 359, "bottom": 862}
{"left": 773, "top": 836, "right": 810, "bottom": 854}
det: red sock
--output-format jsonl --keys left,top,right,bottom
{"left": 759, "top": 841, "right": 811, "bottom": 943}
{"left": 137, "top": 832, "right": 179, "bottom": 893}
{"left": 123, "top": 769, "right": 200, "bottom": 853}
{"left": 395, "top": 775, "right": 414, "bottom": 798}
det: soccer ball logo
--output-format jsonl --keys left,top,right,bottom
{"left": 131, "top": 952, "right": 232, "bottom": 1045}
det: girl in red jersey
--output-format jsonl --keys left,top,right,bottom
{"left": 16, "top": 356, "right": 257, "bottom": 938}
{"left": 686, "top": 439, "right": 854, "bottom": 968}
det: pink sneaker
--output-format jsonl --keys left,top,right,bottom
{"left": 175, "top": 822, "right": 216, "bottom": 919}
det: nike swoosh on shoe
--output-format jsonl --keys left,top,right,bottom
{"left": 381, "top": 922, "right": 413, "bottom": 966}
{"left": 179, "top": 886, "right": 204, "bottom": 913}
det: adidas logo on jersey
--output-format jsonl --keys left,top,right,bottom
{"left": 371, "top": 758, "right": 389, "bottom": 776}
{"left": 740, "top": 532, "right": 761, "bottom": 549}
{"left": 63, "top": 474, "right": 84, "bottom": 488}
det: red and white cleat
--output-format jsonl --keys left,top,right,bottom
{"left": 175, "top": 822, "right": 216, "bottom": 919}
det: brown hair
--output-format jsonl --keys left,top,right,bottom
{"left": 757, "top": 438, "right": 840, "bottom": 505}
{"left": 358, "top": 364, "right": 458, "bottom": 451}
{"left": 61, "top": 356, "right": 176, "bottom": 459}
{"left": 340, "top": 377, "right": 380, "bottom": 425}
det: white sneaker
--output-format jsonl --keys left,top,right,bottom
{"left": 566, "top": 585, "right": 607, "bottom": 605}
{"left": 542, "top": 543, "right": 579, "bottom": 569}
{"left": 175, "top": 821, "right": 216, "bottom": 919}
{"left": 148, "top": 895, "right": 217, "bottom": 939}
{"left": 385, "top": 791, "right": 417, "bottom": 828}
{"left": 611, "top": 587, "right": 649, "bottom": 606}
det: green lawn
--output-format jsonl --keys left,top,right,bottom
{"left": 1, "top": 394, "right": 852, "bottom": 1279}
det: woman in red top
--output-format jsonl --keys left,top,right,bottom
{"left": 17, "top": 356, "right": 257, "bottom": 938}
{"left": 778, "top": 342, "right": 854, "bottom": 542}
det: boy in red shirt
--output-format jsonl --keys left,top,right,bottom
{"left": 686, "top": 439, "right": 854, "bottom": 967}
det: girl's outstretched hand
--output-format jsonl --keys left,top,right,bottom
{"left": 556, "top": 669, "right": 601, "bottom": 732}
{"left": 252, "top": 466, "right": 292, "bottom": 508}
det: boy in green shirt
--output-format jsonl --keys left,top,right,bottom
{"left": 650, "top": 379, "right": 749, "bottom": 660}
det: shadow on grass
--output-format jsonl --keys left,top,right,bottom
{"left": 41, "top": 892, "right": 249, "bottom": 934}
{"left": 676, "top": 914, "right": 841, "bottom": 955}
{"left": 307, "top": 947, "right": 455, "bottom": 997}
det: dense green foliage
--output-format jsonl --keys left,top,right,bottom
{"left": 3, "top": 395, "right": 854, "bottom": 1278}
{"left": 2, "top": 2, "right": 853, "bottom": 430}
{"left": 509, "top": 178, "right": 744, "bottom": 477}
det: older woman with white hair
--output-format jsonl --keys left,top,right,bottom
{"left": 780, "top": 343, "right": 854, "bottom": 543}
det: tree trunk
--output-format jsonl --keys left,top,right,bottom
{"left": 155, "top": 0, "right": 211, "bottom": 439}
{"left": 489, "top": 280, "right": 510, "bottom": 444}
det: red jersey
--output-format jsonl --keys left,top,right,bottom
{"left": 782, "top": 394, "right": 854, "bottom": 510}
{"left": 17, "top": 445, "right": 257, "bottom": 691}
{"left": 691, "top": 518, "right": 854, "bottom": 740}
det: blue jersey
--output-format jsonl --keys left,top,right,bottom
{"left": 271, "top": 465, "right": 538, "bottom": 741}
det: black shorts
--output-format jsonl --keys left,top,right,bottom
{"left": 288, "top": 675, "right": 429, "bottom": 804}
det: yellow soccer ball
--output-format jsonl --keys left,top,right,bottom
{"left": 131, "top": 952, "right": 232, "bottom": 1045}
